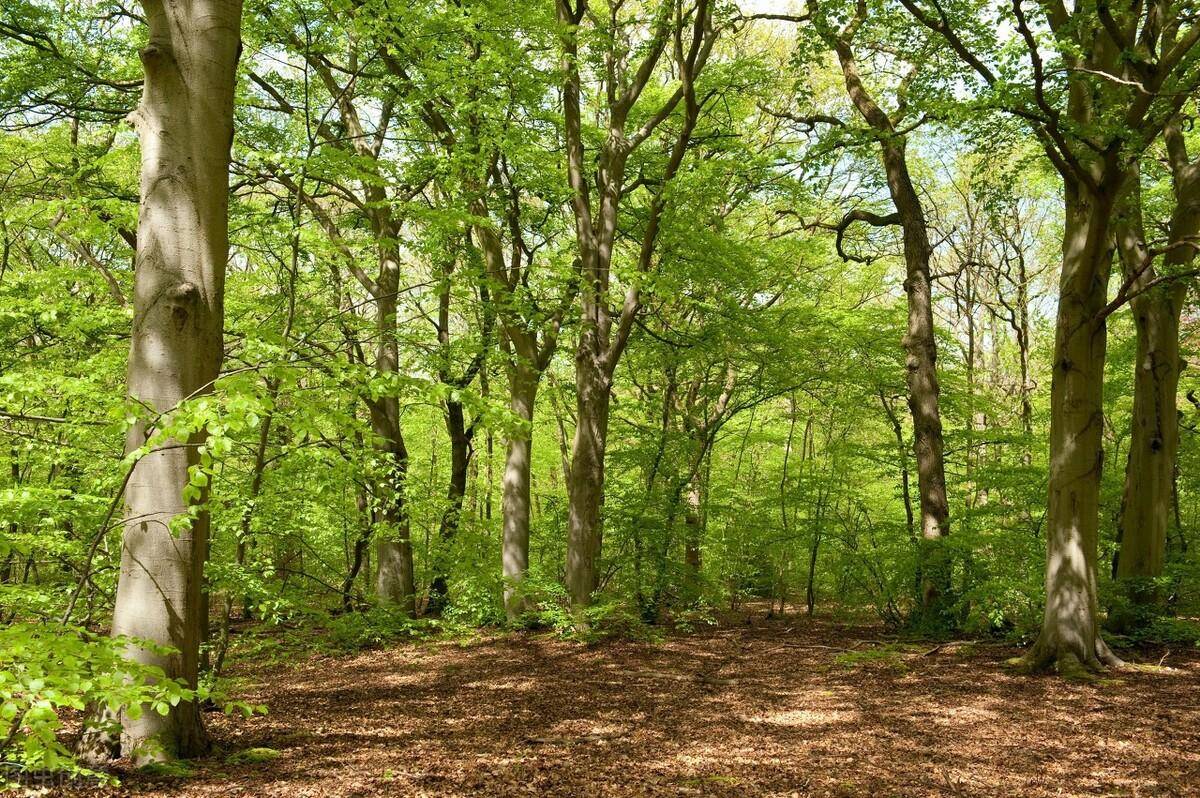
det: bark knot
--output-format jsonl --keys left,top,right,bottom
{"left": 168, "top": 282, "right": 199, "bottom": 302}
{"left": 139, "top": 44, "right": 170, "bottom": 67}
{"left": 167, "top": 282, "right": 199, "bottom": 330}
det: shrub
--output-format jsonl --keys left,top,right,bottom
{"left": 0, "top": 624, "right": 192, "bottom": 787}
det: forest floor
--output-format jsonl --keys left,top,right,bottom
{"left": 62, "top": 608, "right": 1200, "bottom": 797}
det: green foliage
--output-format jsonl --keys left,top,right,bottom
{"left": 320, "top": 608, "right": 438, "bottom": 653}
{"left": 0, "top": 625, "right": 190, "bottom": 784}
{"left": 2, "top": 0, "right": 1200, "bottom": 772}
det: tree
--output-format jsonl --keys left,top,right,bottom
{"left": 797, "top": 0, "right": 953, "bottom": 624}
{"left": 1110, "top": 120, "right": 1200, "bottom": 628}
{"left": 902, "top": 0, "right": 1200, "bottom": 673}
{"left": 556, "top": 0, "right": 717, "bottom": 612}
{"left": 102, "top": 0, "right": 242, "bottom": 761}
{"left": 254, "top": 3, "right": 426, "bottom": 614}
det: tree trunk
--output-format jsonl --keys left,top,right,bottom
{"left": 427, "top": 399, "right": 473, "bottom": 615}
{"left": 682, "top": 471, "right": 703, "bottom": 591}
{"left": 565, "top": 343, "right": 611, "bottom": 609}
{"left": 1112, "top": 285, "right": 1184, "bottom": 615}
{"left": 1112, "top": 150, "right": 1199, "bottom": 628}
{"left": 880, "top": 143, "right": 953, "bottom": 621}
{"left": 236, "top": 399, "right": 274, "bottom": 619}
{"left": 371, "top": 280, "right": 415, "bottom": 615}
{"left": 828, "top": 26, "right": 952, "bottom": 623}
{"left": 1022, "top": 183, "right": 1124, "bottom": 674}
{"left": 104, "top": 0, "right": 241, "bottom": 763}
{"left": 341, "top": 478, "right": 373, "bottom": 611}
{"left": 502, "top": 360, "right": 539, "bottom": 620}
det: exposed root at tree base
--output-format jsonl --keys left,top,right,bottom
{"left": 1012, "top": 633, "right": 1127, "bottom": 680}
{"left": 63, "top": 613, "right": 1200, "bottom": 798}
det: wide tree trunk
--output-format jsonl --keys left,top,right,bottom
{"left": 105, "top": 0, "right": 242, "bottom": 763}
{"left": 565, "top": 341, "right": 611, "bottom": 608}
{"left": 1112, "top": 152, "right": 1199, "bottom": 627}
{"left": 1113, "top": 285, "right": 1184, "bottom": 608}
{"left": 502, "top": 360, "right": 539, "bottom": 619}
{"left": 1022, "top": 184, "right": 1124, "bottom": 674}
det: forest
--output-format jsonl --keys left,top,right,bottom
{"left": 2, "top": 0, "right": 1200, "bottom": 795}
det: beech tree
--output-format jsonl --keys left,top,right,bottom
{"left": 1111, "top": 119, "right": 1200, "bottom": 627}
{"left": 786, "top": 0, "right": 954, "bottom": 624}
{"left": 902, "top": 0, "right": 1200, "bottom": 672}
{"left": 556, "top": 0, "right": 717, "bottom": 611}
{"left": 101, "top": 0, "right": 243, "bottom": 761}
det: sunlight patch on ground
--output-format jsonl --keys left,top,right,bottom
{"left": 461, "top": 678, "right": 534, "bottom": 692}
{"left": 741, "top": 707, "right": 860, "bottom": 727}
{"left": 930, "top": 704, "right": 1001, "bottom": 725}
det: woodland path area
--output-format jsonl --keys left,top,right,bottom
{"left": 69, "top": 612, "right": 1200, "bottom": 798}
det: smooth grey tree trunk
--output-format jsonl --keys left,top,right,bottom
{"left": 556, "top": 0, "right": 712, "bottom": 615}
{"left": 371, "top": 278, "right": 416, "bottom": 615}
{"left": 502, "top": 360, "right": 539, "bottom": 618}
{"left": 565, "top": 346, "right": 611, "bottom": 607}
{"left": 105, "top": 0, "right": 242, "bottom": 763}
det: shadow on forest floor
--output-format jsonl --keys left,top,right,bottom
{"left": 69, "top": 609, "right": 1200, "bottom": 797}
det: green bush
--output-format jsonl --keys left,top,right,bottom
{"left": 320, "top": 607, "right": 436, "bottom": 652}
{"left": 0, "top": 624, "right": 192, "bottom": 786}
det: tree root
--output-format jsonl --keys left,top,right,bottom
{"left": 1011, "top": 634, "right": 1126, "bottom": 680}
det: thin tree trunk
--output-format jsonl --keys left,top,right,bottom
{"left": 825, "top": 23, "right": 951, "bottom": 621}
{"left": 682, "top": 471, "right": 704, "bottom": 593}
{"left": 99, "top": 0, "right": 242, "bottom": 763}
{"left": 1015, "top": 246, "right": 1034, "bottom": 441}
{"left": 427, "top": 399, "right": 474, "bottom": 615}
{"left": 879, "top": 390, "right": 916, "bottom": 543}
{"left": 341, "top": 475, "right": 373, "bottom": 611}
{"left": 881, "top": 142, "right": 952, "bottom": 620}
{"left": 236, "top": 395, "right": 274, "bottom": 619}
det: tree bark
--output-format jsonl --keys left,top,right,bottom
{"left": 371, "top": 270, "right": 416, "bottom": 615}
{"left": 682, "top": 470, "right": 704, "bottom": 592}
{"left": 426, "top": 399, "right": 474, "bottom": 615}
{"left": 105, "top": 0, "right": 242, "bottom": 763}
{"left": 882, "top": 142, "right": 953, "bottom": 618}
{"left": 565, "top": 345, "right": 611, "bottom": 607}
{"left": 1111, "top": 136, "right": 1200, "bottom": 628}
{"left": 1022, "top": 182, "right": 1124, "bottom": 674}
{"left": 502, "top": 359, "right": 539, "bottom": 619}
{"left": 556, "top": 0, "right": 712, "bottom": 615}
{"left": 824, "top": 19, "right": 952, "bottom": 620}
